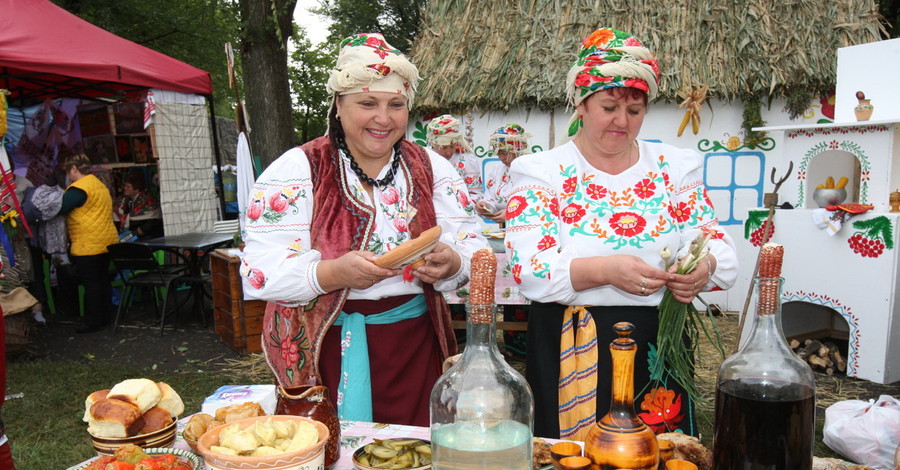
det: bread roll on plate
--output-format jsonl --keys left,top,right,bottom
{"left": 156, "top": 382, "right": 184, "bottom": 417}
{"left": 88, "top": 398, "right": 144, "bottom": 438}
{"left": 108, "top": 378, "right": 161, "bottom": 414}
{"left": 138, "top": 406, "right": 175, "bottom": 434}
{"left": 83, "top": 389, "right": 110, "bottom": 422}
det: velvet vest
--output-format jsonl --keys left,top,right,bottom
{"left": 263, "top": 137, "right": 458, "bottom": 386}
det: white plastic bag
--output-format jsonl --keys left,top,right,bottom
{"left": 823, "top": 395, "right": 900, "bottom": 470}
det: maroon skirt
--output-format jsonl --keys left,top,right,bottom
{"left": 319, "top": 294, "right": 443, "bottom": 427}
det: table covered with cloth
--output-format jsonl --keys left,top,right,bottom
{"left": 70, "top": 418, "right": 567, "bottom": 469}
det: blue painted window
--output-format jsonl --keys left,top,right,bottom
{"left": 703, "top": 151, "right": 765, "bottom": 225}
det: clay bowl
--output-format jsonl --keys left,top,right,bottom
{"left": 557, "top": 455, "right": 591, "bottom": 470}
{"left": 197, "top": 415, "right": 329, "bottom": 470}
{"left": 550, "top": 442, "right": 583, "bottom": 470}
{"left": 89, "top": 419, "right": 177, "bottom": 456}
{"left": 666, "top": 459, "right": 699, "bottom": 470}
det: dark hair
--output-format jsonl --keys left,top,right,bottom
{"left": 327, "top": 96, "right": 345, "bottom": 146}
{"left": 125, "top": 171, "right": 146, "bottom": 192}
{"left": 46, "top": 167, "right": 66, "bottom": 188}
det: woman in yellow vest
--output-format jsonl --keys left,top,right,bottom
{"left": 59, "top": 154, "right": 119, "bottom": 333}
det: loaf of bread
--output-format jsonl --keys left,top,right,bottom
{"left": 83, "top": 389, "right": 110, "bottom": 422}
{"left": 155, "top": 382, "right": 184, "bottom": 417}
{"left": 87, "top": 398, "right": 144, "bottom": 438}
{"left": 137, "top": 406, "right": 175, "bottom": 435}
{"left": 108, "top": 378, "right": 161, "bottom": 414}
{"left": 214, "top": 402, "right": 266, "bottom": 424}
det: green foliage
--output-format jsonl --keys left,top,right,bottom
{"left": 742, "top": 99, "right": 768, "bottom": 149}
{"left": 289, "top": 30, "right": 334, "bottom": 143}
{"left": 315, "top": 0, "right": 425, "bottom": 53}
{"left": 51, "top": 0, "right": 241, "bottom": 115}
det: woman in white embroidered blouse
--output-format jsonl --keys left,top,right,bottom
{"left": 475, "top": 124, "right": 532, "bottom": 223}
{"left": 426, "top": 114, "right": 483, "bottom": 200}
{"left": 239, "top": 33, "right": 487, "bottom": 427}
{"left": 504, "top": 28, "right": 738, "bottom": 440}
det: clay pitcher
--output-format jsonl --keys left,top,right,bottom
{"left": 276, "top": 385, "right": 341, "bottom": 467}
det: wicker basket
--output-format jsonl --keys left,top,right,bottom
{"left": 4, "top": 312, "right": 30, "bottom": 351}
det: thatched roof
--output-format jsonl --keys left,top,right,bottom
{"left": 409, "top": 0, "right": 887, "bottom": 113}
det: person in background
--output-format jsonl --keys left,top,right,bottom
{"left": 504, "top": 28, "right": 738, "bottom": 440}
{"left": 426, "top": 114, "right": 483, "bottom": 200}
{"left": 59, "top": 154, "right": 119, "bottom": 333}
{"left": 475, "top": 124, "right": 532, "bottom": 224}
{"left": 240, "top": 33, "right": 487, "bottom": 427}
{"left": 21, "top": 167, "right": 69, "bottom": 325}
{"left": 113, "top": 170, "right": 162, "bottom": 240}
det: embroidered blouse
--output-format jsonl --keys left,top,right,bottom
{"left": 505, "top": 140, "right": 738, "bottom": 306}
{"left": 481, "top": 162, "right": 513, "bottom": 213}
{"left": 241, "top": 146, "right": 488, "bottom": 305}
{"left": 448, "top": 151, "right": 483, "bottom": 200}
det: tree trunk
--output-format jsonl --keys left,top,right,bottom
{"left": 239, "top": 0, "right": 299, "bottom": 169}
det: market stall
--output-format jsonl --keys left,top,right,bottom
{"left": 0, "top": 0, "right": 225, "bottom": 236}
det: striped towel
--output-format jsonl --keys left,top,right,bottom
{"left": 558, "top": 305, "right": 599, "bottom": 441}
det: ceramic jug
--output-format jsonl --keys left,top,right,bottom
{"left": 275, "top": 385, "right": 341, "bottom": 468}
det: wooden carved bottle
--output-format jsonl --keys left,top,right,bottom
{"left": 583, "top": 322, "right": 659, "bottom": 470}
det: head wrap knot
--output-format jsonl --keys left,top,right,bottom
{"left": 489, "top": 124, "right": 532, "bottom": 155}
{"left": 326, "top": 33, "right": 420, "bottom": 108}
{"left": 426, "top": 114, "right": 472, "bottom": 152}
{"left": 565, "top": 28, "right": 660, "bottom": 136}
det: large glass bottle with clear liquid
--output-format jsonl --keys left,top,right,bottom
{"left": 713, "top": 243, "right": 816, "bottom": 470}
{"left": 429, "top": 249, "right": 534, "bottom": 470}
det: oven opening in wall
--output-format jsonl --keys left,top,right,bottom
{"left": 782, "top": 301, "right": 850, "bottom": 376}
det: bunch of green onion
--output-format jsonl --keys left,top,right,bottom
{"left": 653, "top": 230, "right": 726, "bottom": 404}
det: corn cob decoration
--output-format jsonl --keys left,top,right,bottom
{"left": 676, "top": 85, "right": 708, "bottom": 136}
{"left": 757, "top": 242, "right": 784, "bottom": 316}
{"left": 468, "top": 248, "right": 496, "bottom": 322}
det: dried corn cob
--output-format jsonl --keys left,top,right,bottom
{"left": 468, "top": 248, "right": 496, "bottom": 323}
{"left": 758, "top": 242, "right": 784, "bottom": 316}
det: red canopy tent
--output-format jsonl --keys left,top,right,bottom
{"left": 0, "top": 0, "right": 212, "bottom": 101}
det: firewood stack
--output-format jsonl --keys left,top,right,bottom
{"left": 789, "top": 338, "right": 847, "bottom": 375}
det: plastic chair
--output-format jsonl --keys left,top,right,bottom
{"left": 107, "top": 242, "right": 190, "bottom": 336}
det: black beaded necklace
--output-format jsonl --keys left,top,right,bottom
{"left": 338, "top": 137, "right": 402, "bottom": 188}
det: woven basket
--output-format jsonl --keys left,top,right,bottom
{"left": 4, "top": 312, "right": 29, "bottom": 351}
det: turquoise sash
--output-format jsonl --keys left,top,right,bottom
{"left": 333, "top": 294, "right": 426, "bottom": 421}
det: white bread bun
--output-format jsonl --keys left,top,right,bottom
{"left": 83, "top": 389, "right": 110, "bottom": 422}
{"left": 87, "top": 398, "right": 143, "bottom": 438}
{"left": 155, "top": 382, "right": 184, "bottom": 417}
{"left": 108, "top": 378, "right": 161, "bottom": 414}
{"left": 137, "top": 406, "right": 174, "bottom": 435}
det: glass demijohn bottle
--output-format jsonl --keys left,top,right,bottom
{"left": 713, "top": 243, "right": 816, "bottom": 469}
{"left": 429, "top": 249, "right": 534, "bottom": 470}
{"left": 583, "top": 322, "right": 659, "bottom": 470}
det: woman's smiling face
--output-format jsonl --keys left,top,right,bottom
{"left": 336, "top": 92, "right": 409, "bottom": 161}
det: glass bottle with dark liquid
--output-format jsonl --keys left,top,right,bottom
{"left": 713, "top": 243, "right": 816, "bottom": 470}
